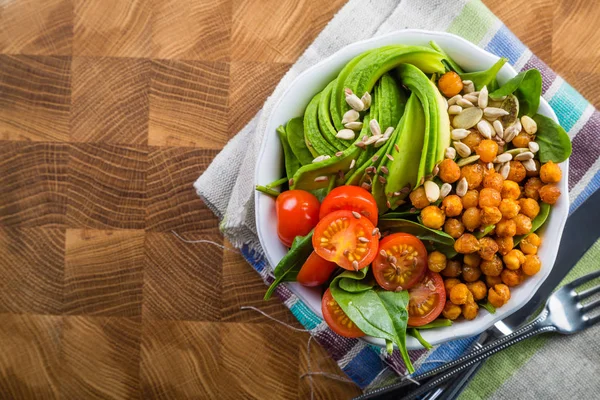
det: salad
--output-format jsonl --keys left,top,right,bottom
{"left": 256, "top": 42, "right": 571, "bottom": 373}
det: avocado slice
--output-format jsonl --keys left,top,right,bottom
{"left": 304, "top": 92, "right": 337, "bottom": 157}
{"left": 286, "top": 116, "right": 313, "bottom": 165}
{"left": 277, "top": 125, "right": 301, "bottom": 180}
{"left": 318, "top": 80, "right": 349, "bottom": 151}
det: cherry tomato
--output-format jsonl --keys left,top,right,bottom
{"left": 276, "top": 190, "right": 320, "bottom": 247}
{"left": 407, "top": 271, "right": 446, "bottom": 327}
{"left": 372, "top": 233, "right": 428, "bottom": 291}
{"left": 321, "top": 288, "right": 364, "bottom": 338}
{"left": 320, "top": 186, "right": 378, "bottom": 225}
{"left": 297, "top": 251, "right": 338, "bottom": 287}
{"left": 313, "top": 210, "right": 378, "bottom": 271}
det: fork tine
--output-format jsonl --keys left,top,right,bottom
{"left": 584, "top": 313, "right": 600, "bottom": 327}
{"left": 567, "top": 269, "right": 600, "bottom": 291}
{"left": 577, "top": 284, "right": 600, "bottom": 300}
{"left": 581, "top": 297, "right": 600, "bottom": 313}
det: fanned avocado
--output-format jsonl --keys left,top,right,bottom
{"left": 286, "top": 117, "right": 313, "bottom": 165}
{"left": 290, "top": 145, "right": 362, "bottom": 191}
{"left": 318, "top": 80, "right": 348, "bottom": 151}
{"left": 277, "top": 125, "right": 301, "bottom": 180}
{"left": 304, "top": 92, "right": 337, "bottom": 157}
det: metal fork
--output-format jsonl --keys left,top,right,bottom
{"left": 356, "top": 269, "right": 600, "bottom": 400}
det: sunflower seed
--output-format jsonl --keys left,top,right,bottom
{"left": 383, "top": 127, "right": 394, "bottom": 138}
{"left": 462, "top": 80, "right": 475, "bottom": 94}
{"left": 352, "top": 260, "right": 359, "bottom": 271}
{"left": 335, "top": 151, "right": 343, "bottom": 157}
{"left": 440, "top": 183, "right": 452, "bottom": 199}
{"left": 521, "top": 115, "right": 537, "bottom": 134}
{"left": 433, "top": 164, "right": 440, "bottom": 176}
{"left": 522, "top": 158, "right": 537, "bottom": 172}
{"left": 487, "top": 162, "right": 494, "bottom": 170}
{"left": 453, "top": 141, "right": 472, "bottom": 158}
{"left": 477, "top": 119, "right": 494, "bottom": 139}
{"left": 394, "top": 144, "right": 400, "bottom": 152}
{"left": 515, "top": 151, "right": 534, "bottom": 161}
{"left": 341, "top": 109, "right": 360, "bottom": 124}
{"left": 364, "top": 134, "right": 383, "bottom": 145}
{"left": 528, "top": 141, "right": 539, "bottom": 153}
{"left": 344, "top": 88, "right": 353, "bottom": 96}
{"left": 503, "top": 123, "right": 520, "bottom": 143}
{"left": 312, "top": 155, "right": 330, "bottom": 163}
{"left": 314, "top": 176, "right": 329, "bottom": 182}
{"left": 352, "top": 211, "right": 361, "bottom": 219}
{"left": 448, "top": 105, "right": 463, "bottom": 115}
{"left": 457, "top": 155, "right": 481, "bottom": 167}
{"left": 457, "top": 98, "right": 474, "bottom": 108}
{"left": 494, "top": 153, "right": 513, "bottom": 163}
{"left": 361, "top": 92, "right": 372, "bottom": 110}
{"left": 493, "top": 120, "right": 504, "bottom": 138}
{"left": 366, "top": 166, "right": 375, "bottom": 174}
{"left": 358, "top": 237, "right": 369, "bottom": 243}
{"left": 344, "top": 121, "right": 363, "bottom": 130}
{"left": 371, "top": 155, "right": 379, "bottom": 163}
{"left": 372, "top": 228, "right": 380, "bottom": 237}
{"left": 456, "top": 177, "right": 468, "bottom": 197}
{"left": 336, "top": 129, "right": 355, "bottom": 140}
{"left": 463, "top": 93, "right": 479, "bottom": 103}
{"left": 356, "top": 141, "right": 366, "bottom": 149}
{"left": 369, "top": 119, "right": 381, "bottom": 136}
{"left": 361, "top": 182, "right": 371, "bottom": 190}
{"left": 445, "top": 147, "right": 456, "bottom": 159}
{"left": 494, "top": 163, "right": 502, "bottom": 172}
{"left": 386, "top": 154, "right": 394, "bottom": 161}
{"left": 380, "top": 166, "right": 389, "bottom": 175}
{"left": 289, "top": 178, "right": 294, "bottom": 186}
{"left": 346, "top": 93, "right": 364, "bottom": 111}
{"left": 500, "top": 162, "right": 510, "bottom": 179}
{"left": 378, "top": 175, "right": 387, "bottom": 184}
{"left": 448, "top": 94, "right": 462, "bottom": 106}
{"left": 452, "top": 107, "right": 483, "bottom": 129}
{"left": 374, "top": 137, "right": 388, "bottom": 148}
{"left": 484, "top": 107, "right": 510, "bottom": 119}
{"left": 478, "top": 85, "right": 489, "bottom": 109}
{"left": 424, "top": 180, "right": 440, "bottom": 202}
{"left": 451, "top": 128, "right": 471, "bottom": 140}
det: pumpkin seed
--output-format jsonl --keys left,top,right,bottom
{"left": 501, "top": 94, "right": 519, "bottom": 126}
{"left": 453, "top": 107, "right": 484, "bottom": 129}
{"left": 457, "top": 155, "right": 481, "bottom": 167}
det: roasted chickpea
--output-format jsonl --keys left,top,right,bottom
{"left": 498, "top": 198, "right": 520, "bottom": 220}
{"left": 444, "top": 278, "right": 462, "bottom": 297}
{"left": 526, "top": 159, "right": 541, "bottom": 177}
{"left": 507, "top": 161, "right": 527, "bottom": 183}
{"left": 462, "top": 131, "right": 483, "bottom": 152}
{"left": 462, "top": 207, "right": 481, "bottom": 232}
{"left": 476, "top": 140, "right": 499, "bottom": 163}
{"left": 519, "top": 198, "right": 540, "bottom": 219}
{"left": 409, "top": 187, "right": 430, "bottom": 209}
{"left": 454, "top": 233, "right": 480, "bottom": 254}
{"left": 461, "top": 190, "right": 480, "bottom": 208}
{"left": 462, "top": 265, "right": 482, "bottom": 283}
{"left": 539, "top": 184, "right": 561, "bottom": 205}
{"left": 438, "top": 159, "right": 461, "bottom": 183}
{"left": 503, "top": 249, "right": 525, "bottom": 270}
{"left": 467, "top": 281, "right": 488, "bottom": 301}
{"left": 513, "top": 214, "right": 532, "bottom": 235}
{"left": 441, "top": 195, "right": 463, "bottom": 217}
{"left": 495, "top": 236, "right": 514, "bottom": 256}
{"left": 501, "top": 180, "right": 521, "bottom": 200}
{"left": 463, "top": 253, "right": 481, "bottom": 268}
{"left": 421, "top": 205, "right": 446, "bottom": 230}
{"left": 478, "top": 237, "right": 499, "bottom": 261}
{"left": 428, "top": 251, "right": 447, "bottom": 273}
{"left": 480, "top": 254, "right": 503, "bottom": 277}
{"left": 522, "top": 254, "right": 542, "bottom": 276}
{"left": 461, "top": 164, "right": 484, "bottom": 189}
{"left": 462, "top": 302, "right": 479, "bottom": 320}
{"left": 540, "top": 161, "right": 562, "bottom": 184}
{"left": 496, "top": 218, "right": 517, "bottom": 237}
{"left": 438, "top": 71, "right": 464, "bottom": 97}
{"left": 488, "top": 284, "right": 511, "bottom": 308}
{"left": 485, "top": 274, "right": 503, "bottom": 287}
{"left": 483, "top": 171, "right": 504, "bottom": 192}
{"left": 479, "top": 188, "right": 501, "bottom": 208}
{"left": 442, "top": 302, "right": 462, "bottom": 320}
{"left": 444, "top": 218, "right": 465, "bottom": 239}
{"left": 524, "top": 177, "right": 543, "bottom": 201}
{"left": 520, "top": 233, "right": 541, "bottom": 255}
{"left": 512, "top": 132, "right": 531, "bottom": 148}
{"left": 441, "top": 260, "right": 463, "bottom": 278}
{"left": 501, "top": 268, "right": 523, "bottom": 287}
{"left": 450, "top": 283, "right": 470, "bottom": 305}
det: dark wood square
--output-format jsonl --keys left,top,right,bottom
{"left": 0, "top": 142, "right": 69, "bottom": 227}
{"left": 0, "top": 55, "right": 71, "bottom": 142}
{"left": 66, "top": 143, "right": 147, "bottom": 230}
{"left": 64, "top": 229, "right": 145, "bottom": 317}
{"left": 71, "top": 57, "right": 150, "bottom": 145}
{"left": 143, "top": 231, "right": 223, "bottom": 322}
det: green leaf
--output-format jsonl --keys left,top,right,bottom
{"left": 378, "top": 218, "right": 457, "bottom": 258}
{"left": 429, "top": 41, "right": 464, "bottom": 74}
{"left": 382, "top": 209, "right": 421, "bottom": 219}
{"left": 459, "top": 58, "right": 507, "bottom": 91}
{"left": 533, "top": 114, "right": 572, "bottom": 163}
{"left": 475, "top": 224, "right": 495, "bottom": 239}
{"left": 408, "top": 328, "right": 432, "bottom": 350}
{"left": 416, "top": 319, "right": 453, "bottom": 329}
{"left": 479, "top": 301, "right": 496, "bottom": 314}
{"left": 277, "top": 125, "right": 301, "bottom": 180}
{"left": 264, "top": 232, "right": 314, "bottom": 300}
{"left": 338, "top": 277, "right": 375, "bottom": 293}
{"left": 489, "top": 69, "right": 542, "bottom": 117}
{"left": 377, "top": 290, "right": 412, "bottom": 370}
{"left": 514, "top": 202, "right": 551, "bottom": 245}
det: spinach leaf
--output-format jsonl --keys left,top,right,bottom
{"left": 417, "top": 319, "right": 453, "bottom": 329}
{"left": 429, "top": 41, "right": 464, "bottom": 74}
{"left": 264, "top": 232, "right": 314, "bottom": 300}
{"left": 489, "top": 69, "right": 542, "bottom": 117}
{"left": 382, "top": 209, "right": 421, "bottom": 220}
{"left": 339, "top": 277, "right": 375, "bottom": 293}
{"left": 277, "top": 125, "right": 301, "bottom": 180}
{"left": 475, "top": 224, "right": 495, "bottom": 239}
{"left": 408, "top": 328, "right": 432, "bottom": 350}
{"left": 533, "top": 114, "right": 572, "bottom": 163}
{"left": 376, "top": 290, "right": 412, "bottom": 370}
{"left": 479, "top": 301, "right": 496, "bottom": 314}
{"left": 378, "top": 218, "right": 457, "bottom": 258}
{"left": 514, "top": 202, "right": 551, "bottom": 245}
{"left": 459, "top": 58, "right": 507, "bottom": 91}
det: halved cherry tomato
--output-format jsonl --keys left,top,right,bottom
{"left": 297, "top": 251, "right": 338, "bottom": 287}
{"left": 321, "top": 288, "right": 364, "bottom": 338}
{"left": 320, "top": 186, "right": 378, "bottom": 225}
{"left": 276, "top": 190, "right": 320, "bottom": 247}
{"left": 407, "top": 271, "right": 446, "bottom": 327}
{"left": 313, "top": 210, "right": 378, "bottom": 270}
{"left": 372, "top": 233, "right": 428, "bottom": 291}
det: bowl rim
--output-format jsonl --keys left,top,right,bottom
{"left": 254, "top": 28, "right": 569, "bottom": 349}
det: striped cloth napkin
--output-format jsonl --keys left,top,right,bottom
{"left": 195, "top": 0, "right": 600, "bottom": 397}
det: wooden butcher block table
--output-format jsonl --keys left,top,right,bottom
{"left": 0, "top": 0, "right": 598, "bottom": 398}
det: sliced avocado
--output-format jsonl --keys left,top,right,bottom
{"left": 286, "top": 116, "right": 313, "bottom": 165}
{"left": 318, "top": 80, "right": 348, "bottom": 151}
{"left": 290, "top": 145, "right": 362, "bottom": 191}
{"left": 304, "top": 92, "right": 337, "bottom": 157}
{"left": 277, "top": 125, "right": 301, "bottom": 180}
{"left": 433, "top": 82, "right": 451, "bottom": 163}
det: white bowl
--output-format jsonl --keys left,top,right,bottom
{"left": 254, "top": 29, "right": 569, "bottom": 349}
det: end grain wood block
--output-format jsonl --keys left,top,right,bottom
{"left": 0, "top": 142, "right": 69, "bottom": 227}
{"left": 67, "top": 143, "right": 147, "bottom": 230}
{"left": 61, "top": 316, "right": 141, "bottom": 399}
{"left": 71, "top": 57, "right": 150, "bottom": 145}
{"left": 0, "top": 314, "right": 62, "bottom": 399}
{"left": 149, "top": 60, "right": 229, "bottom": 148}
{"left": 143, "top": 231, "right": 222, "bottom": 322}
{"left": 0, "top": 227, "right": 64, "bottom": 315}
{"left": 0, "top": 55, "right": 71, "bottom": 142}
{"left": 73, "top": 0, "right": 151, "bottom": 58}
{"left": 64, "top": 229, "right": 145, "bottom": 317}
{"left": 0, "top": 0, "right": 72, "bottom": 56}
{"left": 152, "top": 0, "right": 231, "bottom": 61}
{"left": 141, "top": 319, "right": 220, "bottom": 398}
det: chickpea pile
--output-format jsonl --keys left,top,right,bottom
{"left": 411, "top": 147, "right": 563, "bottom": 321}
